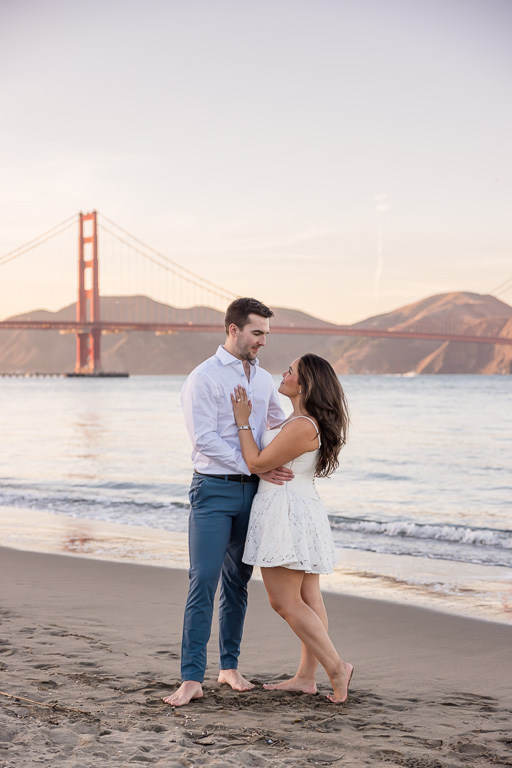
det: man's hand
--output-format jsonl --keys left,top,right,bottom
{"left": 257, "top": 466, "right": 294, "bottom": 485}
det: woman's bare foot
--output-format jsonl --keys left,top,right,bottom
{"left": 217, "top": 669, "right": 255, "bottom": 691}
{"left": 163, "top": 681, "right": 203, "bottom": 707}
{"left": 263, "top": 676, "right": 317, "bottom": 695}
{"left": 327, "top": 662, "right": 354, "bottom": 704}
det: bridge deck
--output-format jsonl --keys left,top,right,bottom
{"left": 0, "top": 320, "right": 510, "bottom": 346}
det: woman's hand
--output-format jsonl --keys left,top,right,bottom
{"left": 231, "top": 385, "right": 252, "bottom": 427}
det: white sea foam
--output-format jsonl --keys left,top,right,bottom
{"left": 329, "top": 516, "right": 512, "bottom": 550}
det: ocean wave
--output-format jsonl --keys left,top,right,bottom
{"left": 328, "top": 515, "right": 512, "bottom": 550}
{"left": 2, "top": 486, "right": 511, "bottom": 561}
{"left": 0, "top": 489, "right": 190, "bottom": 514}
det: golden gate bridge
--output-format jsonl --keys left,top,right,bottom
{"left": 1, "top": 211, "right": 511, "bottom": 375}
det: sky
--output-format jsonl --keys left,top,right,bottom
{"left": 0, "top": 0, "right": 511, "bottom": 324}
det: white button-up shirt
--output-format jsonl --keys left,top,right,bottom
{"left": 181, "top": 345, "right": 286, "bottom": 475}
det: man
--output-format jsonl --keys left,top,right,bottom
{"left": 164, "top": 298, "right": 292, "bottom": 707}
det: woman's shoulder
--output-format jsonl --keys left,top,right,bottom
{"left": 281, "top": 414, "right": 319, "bottom": 435}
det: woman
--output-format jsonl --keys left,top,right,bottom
{"left": 231, "top": 353, "right": 353, "bottom": 704}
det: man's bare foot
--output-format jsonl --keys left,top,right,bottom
{"left": 327, "top": 661, "right": 354, "bottom": 704}
{"left": 263, "top": 676, "right": 317, "bottom": 695}
{"left": 217, "top": 669, "right": 255, "bottom": 691}
{"left": 163, "top": 680, "right": 203, "bottom": 707}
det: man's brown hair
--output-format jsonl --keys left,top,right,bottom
{"left": 224, "top": 298, "right": 274, "bottom": 333}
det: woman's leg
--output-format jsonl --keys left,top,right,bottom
{"left": 263, "top": 573, "right": 326, "bottom": 693}
{"left": 261, "top": 567, "right": 353, "bottom": 703}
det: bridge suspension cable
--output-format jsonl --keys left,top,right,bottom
{"left": 97, "top": 212, "right": 237, "bottom": 304}
{"left": 491, "top": 275, "right": 512, "bottom": 298}
{"left": 99, "top": 224, "right": 235, "bottom": 305}
{"left": 0, "top": 214, "right": 77, "bottom": 268}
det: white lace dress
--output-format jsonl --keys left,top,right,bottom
{"left": 242, "top": 417, "right": 336, "bottom": 574}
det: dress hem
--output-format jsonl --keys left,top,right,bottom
{"left": 242, "top": 558, "right": 335, "bottom": 575}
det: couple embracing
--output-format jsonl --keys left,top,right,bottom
{"left": 163, "top": 298, "right": 353, "bottom": 708}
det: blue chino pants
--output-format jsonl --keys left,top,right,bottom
{"left": 180, "top": 473, "right": 258, "bottom": 682}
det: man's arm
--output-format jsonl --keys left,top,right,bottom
{"left": 181, "top": 373, "right": 248, "bottom": 474}
{"left": 257, "top": 466, "right": 294, "bottom": 485}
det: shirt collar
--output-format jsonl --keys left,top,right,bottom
{"left": 215, "top": 345, "right": 260, "bottom": 367}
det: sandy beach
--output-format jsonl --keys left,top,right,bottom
{"left": 1, "top": 546, "right": 511, "bottom": 767}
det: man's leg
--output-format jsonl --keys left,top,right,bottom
{"left": 180, "top": 476, "right": 236, "bottom": 683}
{"left": 165, "top": 473, "right": 233, "bottom": 707}
{"left": 218, "top": 481, "right": 257, "bottom": 682}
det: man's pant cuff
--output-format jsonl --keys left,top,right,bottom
{"left": 219, "top": 660, "right": 239, "bottom": 671}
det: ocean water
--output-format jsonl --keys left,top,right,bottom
{"left": 1, "top": 374, "right": 511, "bottom": 621}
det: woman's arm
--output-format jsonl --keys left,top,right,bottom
{"left": 231, "top": 386, "right": 318, "bottom": 474}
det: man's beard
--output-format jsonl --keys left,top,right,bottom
{"left": 237, "top": 343, "right": 257, "bottom": 362}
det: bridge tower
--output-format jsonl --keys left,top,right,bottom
{"left": 76, "top": 211, "right": 102, "bottom": 373}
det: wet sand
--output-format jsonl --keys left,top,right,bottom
{"left": 1, "top": 546, "right": 511, "bottom": 767}
{"left": 2, "top": 505, "right": 510, "bottom": 624}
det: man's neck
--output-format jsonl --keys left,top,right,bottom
{"left": 222, "top": 340, "right": 239, "bottom": 359}
{"left": 222, "top": 344, "right": 252, "bottom": 382}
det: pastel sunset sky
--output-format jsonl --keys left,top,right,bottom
{"left": 1, "top": 0, "right": 511, "bottom": 323}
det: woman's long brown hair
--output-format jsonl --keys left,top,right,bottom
{"left": 297, "top": 353, "right": 349, "bottom": 478}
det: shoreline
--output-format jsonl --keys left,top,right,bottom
{"left": 1, "top": 546, "right": 511, "bottom": 767}
{"left": 1, "top": 505, "right": 511, "bottom": 626}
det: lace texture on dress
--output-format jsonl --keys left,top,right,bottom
{"left": 242, "top": 422, "right": 336, "bottom": 574}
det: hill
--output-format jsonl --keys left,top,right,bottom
{"left": 328, "top": 292, "right": 512, "bottom": 374}
{"left": 0, "top": 292, "right": 510, "bottom": 374}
